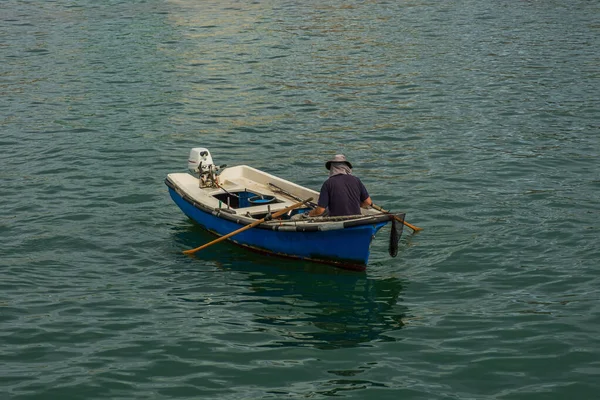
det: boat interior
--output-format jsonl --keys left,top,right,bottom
{"left": 167, "top": 164, "right": 379, "bottom": 222}
{"left": 211, "top": 189, "right": 311, "bottom": 220}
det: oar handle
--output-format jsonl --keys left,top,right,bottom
{"left": 183, "top": 197, "right": 314, "bottom": 255}
{"left": 371, "top": 204, "right": 423, "bottom": 232}
{"left": 267, "top": 183, "right": 318, "bottom": 208}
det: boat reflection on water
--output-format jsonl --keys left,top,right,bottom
{"left": 244, "top": 265, "right": 408, "bottom": 350}
{"left": 174, "top": 225, "right": 409, "bottom": 350}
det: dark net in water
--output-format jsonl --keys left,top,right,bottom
{"left": 389, "top": 213, "right": 405, "bottom": 257}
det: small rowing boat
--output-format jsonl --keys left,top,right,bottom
{"left": 165, "top": 148, "right": 406, "bottom": 270}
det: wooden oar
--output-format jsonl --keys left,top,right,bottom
{"left": 267, "top": 183, "right": 318, "bottom": 208}
{"left": 371, "top": 204, "right": 423, "bottom": 232}
{"left": 183, "top": 197, "right": 314, "bottom": 255}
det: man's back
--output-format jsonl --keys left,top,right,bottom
{"left": 318, "top": 174, "right": 369, "bottom": 216}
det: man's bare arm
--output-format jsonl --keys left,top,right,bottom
{"left": 308, "top": 206, "right": 326, "bottom": 217}
{"left": 360, "top": 196, "right": 372, "bottom": 208}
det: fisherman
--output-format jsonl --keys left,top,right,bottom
{"left": 306, "top": 154, "right": 373, "bottom": 218}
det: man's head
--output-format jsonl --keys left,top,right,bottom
{"left": 325, "top": 154, "right": 353, "bottom": 170}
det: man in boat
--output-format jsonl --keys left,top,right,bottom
{"left": 306, "top": 154, "right": 373, "bottom": 218}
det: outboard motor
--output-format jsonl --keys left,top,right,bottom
{"left": 188, "top": 148, "right": 226, "bottom": 188}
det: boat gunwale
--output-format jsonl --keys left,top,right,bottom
{"left": 165, "top": 177, "right": 397, "bottom": 232}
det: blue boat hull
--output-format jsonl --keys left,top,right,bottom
{"left": 168, "top": 187, "right": 387, "bottom": 270}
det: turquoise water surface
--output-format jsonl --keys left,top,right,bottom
{"left": 1, "top": 1, "right": 599, "bottom": 399}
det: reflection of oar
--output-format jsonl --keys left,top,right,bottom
{"left": 268, "top": 183, "right": 317, "bottom": 208}
{"left": 183, "top": 197, "right": 314, "bottom": 255}
{"left": 371, "top": 204, "right": 423, "bottom": 233}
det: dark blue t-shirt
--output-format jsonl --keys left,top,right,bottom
{"left": 317, "top": 174, "right": 369, "bottom": 216}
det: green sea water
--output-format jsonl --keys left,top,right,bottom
{"left": 1, "top": 1, "right": 599, "bottom": 399}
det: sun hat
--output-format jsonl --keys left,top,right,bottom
{"left": 325, "top": 154, "right": 353, "bottom": 170}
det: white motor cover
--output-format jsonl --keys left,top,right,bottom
{"left": 188, "top": 148, "right": 214, "bottom": 173}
